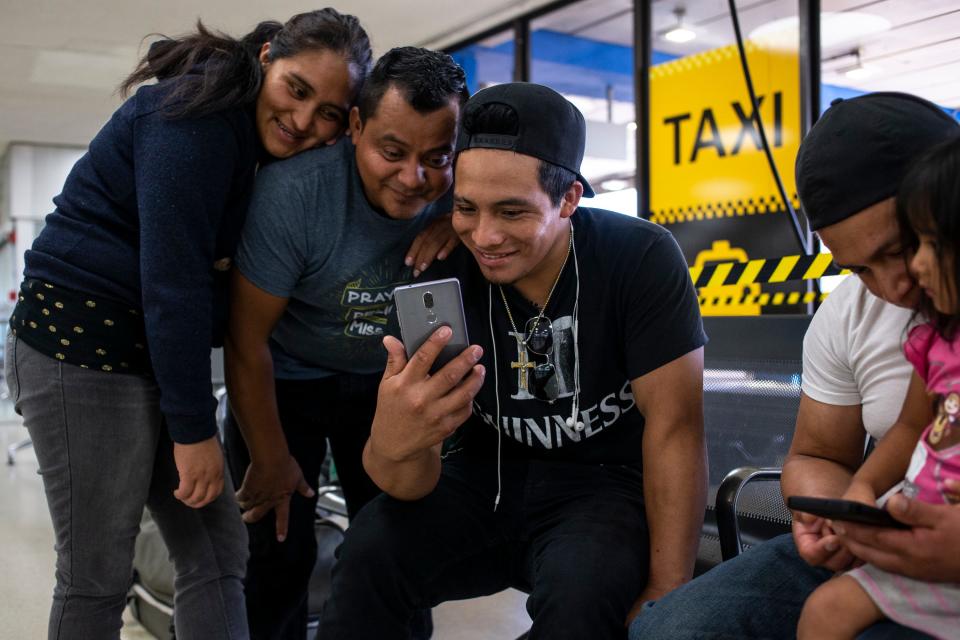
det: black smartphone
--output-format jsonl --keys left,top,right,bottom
{"left": 787, "top": 496, "right": 910, "bottom": 529}
{"left": 393, "top": 278, "right": 470, "bottom": 373}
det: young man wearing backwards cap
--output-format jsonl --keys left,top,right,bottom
{"left": 629, "top": 93, "right": 959, "bottom": 640}
{"left": 318, "top": 82, "right": 708, "bottom": 638}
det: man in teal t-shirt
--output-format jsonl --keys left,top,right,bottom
{"left": 222, "top": 47, "right": 467, "bottom": 639}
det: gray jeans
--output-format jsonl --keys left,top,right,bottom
{"left": 5, "top": 333, "right": 249, "bottom": 640}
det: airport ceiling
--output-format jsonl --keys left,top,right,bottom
{"left": 3, "top": 0, "right": 958, "bottom": 154}
{"left": 0, "top": 0, "right": 558, "bottom": 153}
{"left": 536, "top": 0, "right": 960, "bottom": 108}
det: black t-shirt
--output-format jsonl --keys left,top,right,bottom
{"left": 429, "top": 207, "right": 706, "bottom": 465}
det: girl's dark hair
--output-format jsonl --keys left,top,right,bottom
{"left": 460, "top": 102, "right": 575, "bottom": 206}
{"left": 120, "top": 8, "right": 372, "bottom": 119}
{"left": 897, "top": 134, "right": 960, "bottom": 339}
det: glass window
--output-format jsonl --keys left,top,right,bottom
{"left": 449, "top": 31, "right": 514, "bottom": 95}
{"left": 530, "top": 0, "right": 637, "bottom": 216}
{"left": 648, "top": 0, "right": 808, "bottom": 317}
{"left": 818, "top": 1, "right": 960, "bottom": 292}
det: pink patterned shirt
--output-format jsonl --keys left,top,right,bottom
{"left": 902, "top": 323, "right": 960, "bottom": 504}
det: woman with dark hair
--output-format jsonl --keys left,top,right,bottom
{"left": 5, "top": 9, "right": 371, "bottom": 639}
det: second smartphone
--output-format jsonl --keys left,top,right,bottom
{"left": 787, "top": 496, "right": 910, "bottom": 529}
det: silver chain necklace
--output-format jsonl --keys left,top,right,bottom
{"left": 498, "top": 224, "right": 573, "bottom": 349}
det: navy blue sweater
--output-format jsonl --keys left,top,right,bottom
{"left": 25, "top": 77, "right": 261, "bottom": 443}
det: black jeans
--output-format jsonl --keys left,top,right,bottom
{"left": 223, "top": 373, "right": 382, "bottom": 640}
{"left": 319, "top": 453, "right": 650, "bottom": 640}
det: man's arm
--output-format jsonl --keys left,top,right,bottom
{"left": 224, "top": 270, "right": 313, "bottom": 540}
{"left": 632, "top": 347, "right": 706, "bottom": 612}
{"left": 782, "top": 393, "right": 865, "bottom": 497}
{"left": 781, "top": 393, "right": 865, "bottom": 569}
{"left": 363, "top": 329, "right": 485, "bottom": 500}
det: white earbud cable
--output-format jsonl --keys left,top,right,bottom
{"left": 488, "top": 221, "right": 581, "bottom": 510}
{"left": 489, "top": 283, "right": 502, "bottom": 511}
{"left": 566, "top": 222, "right": 583, "bottom": 431}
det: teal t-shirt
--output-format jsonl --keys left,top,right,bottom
{"left": 236, "top": 138, "right": 448, "bottom": 378}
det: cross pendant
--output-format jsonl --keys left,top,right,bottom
{"left": 511, "top": 348, "right": 535, "bottom": 391}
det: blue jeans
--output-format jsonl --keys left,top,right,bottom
{"left": 6, "top": 334, "right": 249, "bottom": 639}
{"left": 629, "top": 534, "right": 828, "bottom": 640}
{"left": 628, "top": 533, "right": 935, "bottom": 640}
{"left": 319, "top": 454, "right": 649, "bottom": 640}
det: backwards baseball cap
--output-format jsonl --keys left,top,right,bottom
{"left": 796, "top": 91, "right": 958, "bottom": 231}
{"left": 455, "top": 82, "right": 595, "bottom": 197}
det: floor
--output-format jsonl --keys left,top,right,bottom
{"left": 0, "top": 418, "right": 531, "bottom": 639}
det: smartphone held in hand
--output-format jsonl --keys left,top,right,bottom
{"left": 393, "top": 278, "right": 470, "bottom": 373}
{"left": 787, "top": 496, "right": 910, "bottom": 529}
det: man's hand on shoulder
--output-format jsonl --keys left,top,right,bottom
{"left": 405, "top": 213, "right": 459, "bottom": 277}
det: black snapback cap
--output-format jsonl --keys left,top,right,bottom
{"left": 796, "top": 91, "right": 958, "bottom": 231}
{"left": 456, "top": 82, "right": 595, "bottom": 197}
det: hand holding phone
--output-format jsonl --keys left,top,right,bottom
{"left": 787, "top": 496, "right": 910, "bottom": 529}
{"left": 393, "top": 278, "right": 470, "bottom": 373}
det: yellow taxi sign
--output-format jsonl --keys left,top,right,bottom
{"left": 650, "top": 42, "right": 801, "bottom": 221}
